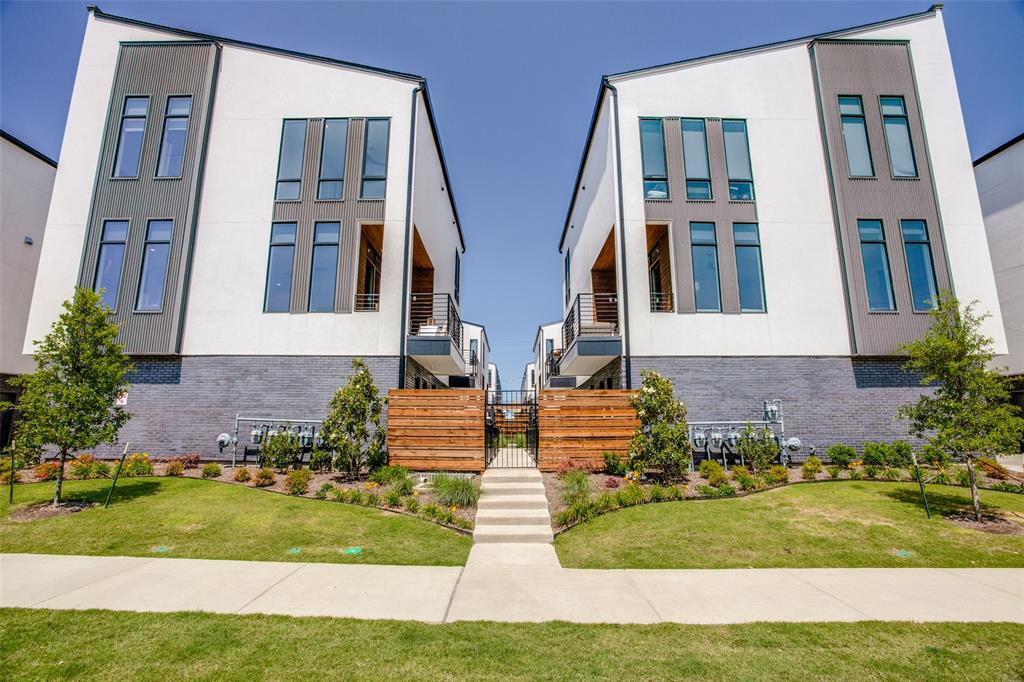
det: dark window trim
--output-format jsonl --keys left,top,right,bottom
{"left": 899, "top": 218, "right": 939, "bottom": 313}
{"left": 639, "top": 117, "right": 669, "bottom": 200}
{"left": 733, "top": 222, "right": 767, "bottom": 313}
{"left": 837, "top": 94, "right": 875, "bottom": 178}
{"left": 274, "top": 118, "right": 307, "bottom": 202}
{"left": 564, "top": 249, "right": 571, "bottom": 306}
{"left": 93, "top": 217, "right": 132, "bottom": 309}
{"left": 263, "top": 221, "right": 297, "bottom": 313}
{"left": 681, "top": 118, "right": 712, "bottom": 200}
{"left": 360, "top": 117, "right": 391, "bottom": 199}
{"left": 307, "top": 220, "right": 341, "bottom": 313}
{"left": 133, "top": 217, "right": 175, "bottom": 313}
{"left": 722, "top": 118, "right": 755, "bottom": 201}
{"left": 153, "top": 94, "right": 193, "bottom": 179}
{"left": 111, "top": 95, "right": 151, "bottom": 179}
{"left": 317, "top": 117, "right": 349, "bottom": 200}
{"left": 690, "top": 221, "right": 722, "bottom": 313}
{"left": 878, "top": 94, "right": 919, "bottom": 179}
{"left": 856, "top": 217, "right": 897, "bottom": 313}
{"left": 454, "top": 249, "right": 461, "bottom": 304}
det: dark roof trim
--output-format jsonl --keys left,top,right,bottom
{"left": 559, "top": 4, "right": 942, "bottom": 251}
{"left": 461, "top": 319, "right": 490, "bottom": 351}
{"left": 88, "top": 5, "right": 422, "bottom": 82}
{"left": 88, "top": 5, "right": 465, "bottom": 252}
{"left": 973, "top": 132, "right": 1024, "bottom": 167}
{"left": 1, "top": 129, "right": 58, "bottom": 167}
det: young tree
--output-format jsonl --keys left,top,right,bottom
{"left": 897, "top": 293, "right": 1024, "bottom": 521}
{"left": 321, "top": 358, "right": 387, "bottom": 478}
{"left": 628, "top": 369, "right": 690, "bottom": 480}
{"left": 0, "top": 288, "right": 133, "bottom": 506}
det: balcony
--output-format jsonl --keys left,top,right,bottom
{"left": 559, "top": 293, "right": 622, "bottom": 377}
{"left": 407, "top": 293, "right": 464, "bottom": 377}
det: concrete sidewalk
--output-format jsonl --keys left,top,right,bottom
{"left": 3, "top": 551, "right": 1022, "bottom": 624}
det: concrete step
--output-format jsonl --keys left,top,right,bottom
{"left": 482, "top": 469, "right": 543, "bottom": 483}
{"left": 480, "top": 481, "right": 546, "bottom": 496}
{"left": 473, "top": 525, "right": 555, "bottom": 544}
{"left": 477, "top": 494, "right": 549, "bottom": 510}
{"left": 475, "top": 509, "right": 551, "bottom": 526}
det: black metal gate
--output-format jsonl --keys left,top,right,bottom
{"left": 485, "top": 390, "right": 538, "bottom": 468}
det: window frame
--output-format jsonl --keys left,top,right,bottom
{"left": 689, "top": 221, "right": 722, "bottom": 313}
{"left": 274, "top": 119, "right": 307, "bottom": 202}
{"left": 133, "top": 218, "right": 174, "bottom": 313}
{"left": 837, "top": 95, "right": 875, "bottom": 178}
{"left": 93, "top": 218, "right": 131, "bottom": 310}
{"left": 564, "top": 249, "right": 571, "bottom": 306}
{"left": 360, "top": 117, "right": 391, "bottom": 199}
{"left": 680, "top": 118, "right": 712, "bottom": 200}
{"left": 307, "top": 221, "right": 341, "bottom": 313}
{"left": 154, "top": 95, "right": 193, "bottom": 179}
{"left": 317, "top": 117, "right": 349, "bottom": 200}
{"left": 639, "top": 118, "right": 670, "bottom": 200}
{"left": 263, "top": 222, "right": 298, "bottom": 313}
{"left": 856, "top": 218, "right": 897, "bottom": 313}
{"left": 732, "top": 222, "right": 767, "bottom": 313}
{"left": 111, "top": 95, "right": 151, "bottom": 179}
{"left": 900, "top": 219, "right": 940, "bottom": 312}
{"left": 454, "top": 250, "right": 461, "bottom": 304}
{"left": 722, "top": 119, "right": 755, "bottom": 201}
{"left": 878, "top": 95, "right": 918, "bottom": 179}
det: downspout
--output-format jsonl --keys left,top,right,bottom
{"left": 397, "top": 83, "right": 424, "bottom": 388}
{"left": 604, "top": 78, "right": 632, "bottom": 389}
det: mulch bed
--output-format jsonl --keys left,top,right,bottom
{"left": 8, "top": 500, "right": 94, "bottom": 522}
{"left": 945, "top": 512, "right": 1024, "bottom": 536}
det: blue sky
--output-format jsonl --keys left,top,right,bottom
{"left": 2, "top": 1, "right": 1022, "bottom": 384}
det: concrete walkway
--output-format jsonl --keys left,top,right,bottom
{"left": 3, "top": 552, "right": 1022, "bottom": 624}
{"left": 473, "top": 468, "right": 553, "bottom": 543}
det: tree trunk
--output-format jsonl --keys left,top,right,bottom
{"left": 965, "top": 455, "right": 981, "bottom": 522}
{"left": 53, "top": 450, "right": 68, "bottom": 507}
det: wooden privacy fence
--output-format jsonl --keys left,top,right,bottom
{"left": 386, "top": 389, "right": 486, "bottom": 472}
{"left": 538, "top": 390, "right": 639, "bottom": 471}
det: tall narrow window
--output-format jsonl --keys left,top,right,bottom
{"left": 308, "top": 222, "right": 340, "bottom": 312}
{"left": 733, "top": 223, "right": 766, "bottom": 312}
{"left": 318, "top": 118, "right": 348, "bottom": 199}
{"left": 469, "top": 338, "right": 478, "bottom": 364}
{"left": 454, "top": 251, "right": 461, "bottom": 304}
{"left": 681, "top": 119, "right": 711, "bottom": 199}
{"left": 640, "top": 119, "right": 668, "bottom": 199}
{"left": 94, "top": 220, "right": 129, "bottom": 309}
{"left": 361, "top": 119, "right": 389, "bottom": 198}
{"left": 690, "top": 222, "right": 721, "bottom": 312}
{"left": 839, "top": 96, "right": 874, "bottom": 177}
{"left": 723, "top": 120, "right": 754, "bottom": 200}
{"left": 113, "top": 97, "right": 149, "bottom": 178}
{"left": 155, "top": 97, "right": 192, "bottom": 177}
{"left": 901, "top": 220, "right": 938, "bottom": 311}
{"left": 275, "top": 120, "right": 307, "bottom": 200}
{"left": 564, "top": 250, "right": 571, "bottom": 306}
{"left": 135, "top": 219, "right": 173, "bottom": 311}
{"left": 264, "top": 222, "right": 296, "bottom": 312}
{"left": 857, "top": 219, "right": 896, "bottom": 312}
{"left": 880, "top": 96, "right": 917, "bottom": 177}
{"left": 546, "top": 338, "right": 554, "bottom": 355}
{"left": 647, "top": 224, "right": 673, "bottom": 312}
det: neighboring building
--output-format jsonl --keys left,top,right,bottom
{"left": 486, "top": 362, "right": 501, "bottom": 393}
{"left": 520, "top": 361, "right": 537, "bottom": 392}
{"left": 556, "top": 4, "right": 1007, "bottom": 448}
{"left": 0, "top": 131, "right": 57, "bottom": 448}
{"left": 532, "top": 319, "right": 577, "bottom": 388}
{"left": 452, "top": 321, "right": 489, "bottom": 388}
{"left": 24, "top": 7, "right": 471, "bottom": 458}
{"left": 975, "top": 132, "right": 1024, "bottom": 418}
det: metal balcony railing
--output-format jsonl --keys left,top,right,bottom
{"left": 354, "top": 293, "right": 380, "bottom": 311}
{"left": 562, "top": 292, "right": 619, "bottom": 352}
{"left": 650, "top": 291, "right": 674, "bottom": 312}
{"left": 409, "top": 292, "right": 463, "bottom": 357}
{"left": 546, "top": 350, "right": 561, "bottom": 377}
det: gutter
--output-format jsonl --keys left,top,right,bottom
{"left": 603, "top": 78, "right": 632, "bottom": 389}
{"left": 398, "top": 83, "right": 424, "bottom": 388}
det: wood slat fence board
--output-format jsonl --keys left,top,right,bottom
{"left": 538, "top": 390, "right": 639, "bottom": 471}
{"left": 386, "top": 389, "right": 485, "bottom": 472}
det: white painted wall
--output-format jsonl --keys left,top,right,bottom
{"left": 462, "top": 321, "right": 488, "bottom": 387}
{"left": 975, "top": 138, "right": 1024, "bottom": 375}
{"left": 532, "top": 320, "right": 563, "bottom": 387}
{"left": 1, "top": 137, "right": 55, "bottom": 373}
{"left": 520, "top": 361, "right": 536, "bottom": 392}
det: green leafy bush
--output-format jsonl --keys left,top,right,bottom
{"left": 595, "top": 490, "right": 617, "bottom": 512}
{"left": 881, "top": 467, "right": 903, "bottom": 481}
{"left": 233, "top": 467, "right": 252, "bottom": 483}
{"left": 321, "top": 359, "right": 387, "bottom": 478}
{"left": 330, "top": 486, "right": 346, "bottom": 502}
{"left": 737, "top": 424, "right": 779, "bottom": 473}
{"left": 665, "top": 484, "right": 685, "bottom": 500}
{"left": 627, "top": 369, "right": 690, "bottom": 480}
{"left": 890, "top": 441, "right": 913, "bottom": 468}
{"left": 928, "top": 467, "right": 953, "bottom": 485}
{"left": 260, "top": 432, "right": 300, "bottom": 472}
{"left": 956, "top": 466, "right": 971, "bottom": 487}
{"left": 615, "top": 482, "right": 646, "bottom": 507}
{"left": 364, "top": 492, "right": 380, "bottom": 507}
{"left": 284, "top": 468, "right": 311, "bottom": 495}
{"left": 922, "top": 444, "right": 950, "bottom": 468}
{"left": 71, "top": 455, "right": 110, "bottom": 480}
{"left": 253, "top": 467, "right": 276, "bottom": 488}
{"left": 862, "top": 442, "right": 891, "bottom": 467}
{"left": 202, "top": 463, "right": 222, "bottom": 479}
{"left": 647, "top": 484, "right": 667, "bottom": 503}
{"left": 825, "top": 443, "right": 856, "bottom": 469}
{"left": 698, "top": 459, "right": 721, "bottom": 478}
{"left": 121, "top": 453, "right": 154, "bottom": 477}
{"left": 801, "top": 456, "right": 822, "bottom": 480}
{"left": 766, "top": 465, "right": 789, "bottom": 485}
{"left": 164, "top": 460, "right": 185, "bottom": 476}
{"left": 452, "top": 515, "right": 474, "bottom": 530}
{"left": 849, "top": 468, "right": 865, "bottom": 480}
{"left": 863, "top": 465, "right": 880, "bottom": 479}
{"left": 421, "top": 503, "right": 441, "bottom": 520}
{"left": 827, "top": 465, "right": 842, "bottom": 480}
{"left": 989, "top": 482, "right": 1024, "bottom": 494}
{"left": 391, "top": 476, "right": 414, "bottom": 496}
{"left": 554, "top": 499, "right": 597, "bottom": 527}
{"left": 403, "top": 496, "right": 420, "bottom": 513}
{"left": 731, "top": 466, "right": 759, "bottom": 491}
{"left": 561, "top": 470, "right": 590, "bottom": 506}
{"left": 383, "top": 488, "right": 403, "bottom": 507}
{"left": 699, "top": 484, "right": 735, "bottom": 498}
{"left": 431, "top": 473, "right": 480, "bottom": 507}
{"left": 603, "top": 451, "right": 628, "bottom": 477}
{"left": 309, "top": 449, "right": 333, "bottom": 473}
{"left": 370, "top": 465, "right": 410, "bottom": 486}
{"left": 315, "top": 483, "right": 334, "bottom": 499}
{"left": 347, "top": 489, "right": 365, "bottom": 505}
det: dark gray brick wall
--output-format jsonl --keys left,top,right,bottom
{"left": 629, "top": 356, "right": 935, "bottom": 452}
{"left": 96, "top": 355, "right": 400, "bottom": 460}
{"left": 579, "top": 357, "right": 623, "bottom": 389}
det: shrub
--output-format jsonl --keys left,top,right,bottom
{"left": 890, "top": 441, "right": 913, "bottom": 468}
{"left": 827, "top": 465, "right": 842, "bottom": 480}
{"left": 881, "top": 467, "right": 904, "bottom": 481}
{"left": 403, "top": 496, "right": 420, "bottom": 513}
{"left": 648, "top": 484, "right": 666, "bottom": 503}
{"left": 665, "top": 484, "right": 685, "bottom": 500}
{"left": 978, "top": 456, "right": 1010, "bottom": 480}
{"left": 922, "top": 444, "right": 950, "bottom": 468}
{"left": 254, "top": 467, "right": 276, "bottom": 488}
{"left": 849, "top": 468, "right": 865, "bottom": 480}
{"left": 121, "top": 453, "right": 153, "bottom": 477}
{"left": 698, "top": 459, "right": 721, "bottom": 479}
{"left": 801, "top": 456, "right": 822, "bottom": 480}
{"left": 604, "top": 476, "right": 620, "bottom": 489}
{"left": 616, "top": 482, "right": 646, "bottom": 507}
{"left": 364, "top": 492, "right": 380, "bottom": 507}
{"left": 990, "top": 482, "right": 1024, "bottom": 494}
{"left": 383, "top": 488, "right": 403, "bottom": 507}
{"left": 707, "top": 467, "right": 729, "bottom": 487}
{"left": 202, "top": 463, "right": 221, "bottom": 479}
{"left": 370, "top": 465, "right": 410, "bottom": 486}
{"left": 233, "top": 467, "right": 252, "bottom": 483}
{"left": 390, "top": 476, "right": 414, "bottom": 496}
{"left": 71, "top": 454, "right": 110, "bottom": 479}
{"left": 1, "top": 465, "right": 22, "bottom": 484}
{"left": 452, "top": 515, "right": 474, "bottom": 530}
{"left": 314, "top": 483, "right": 334, "bottom": 499}
{"left": 956, "top": 466, "right": 971, "bottom": 487}
{"left": 179, "top": 454, "right": 200, "bottom": 469}
{"left": 164, "top": 460, "right": 185, "bottom": 476}
{"left": 928, "top": 467, "right": 953, "bottom": 485}
{"left": 825, "top": 443, "right": 856, "bottom": 469}
{"left": 554, "top": 499, "right": 597, "bottom": 527}
{"left": 862, "top": 442, "right": 894, "bottom": 467}
{"left": 561, "top": 470, "right": 590, "bottom": 506}
{"left": 732, "top": 466, "right": 759, "bottom": 491}
{"left": 863, "top": 464, "right": 880, "bottom": 479}
{"left": 699, "top": 484, "right": 735, "bottom": 498}
{"left": 347, "top": 489, "right": 365, "bottom": 505}
{"left": 737, "top": 424, "right": 779, "bottom": 473}
{"left": 766, "top": 465, "right": 789, "bottom": 486}
{"left": 285, "top": 468, "right": 312, "bottom": 495}
{"left": 260, "top": 431, "right": 300, "bottom": 472}
{"left": 421, "top": 503, "right": 441, "bottom": 520}
{"left": 309, "top": 449, "right": 333, "bottom": 473}
{"left": 595, "top": 490, "right": 617, "bottom": 512}
{"left": 628, "top": 369, "right": 690, "bottom": 480}
{"left": 431, "top": 473, "right": 480, "bottom": 507}
{"left": 321, "top": 358, "right": 387, "bottom": 478}
{"left": 603, "top": 451, "right": 628, "bottom": 477}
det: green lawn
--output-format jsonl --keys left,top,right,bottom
{"left": 556, "top": 481, "right": 1024, "bottom": 569}
{"left": 2, "top": 609, "right": 1021, "bottom": 681}
{"left": 0, "top": 477, "right": 470, "bottom": 566}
